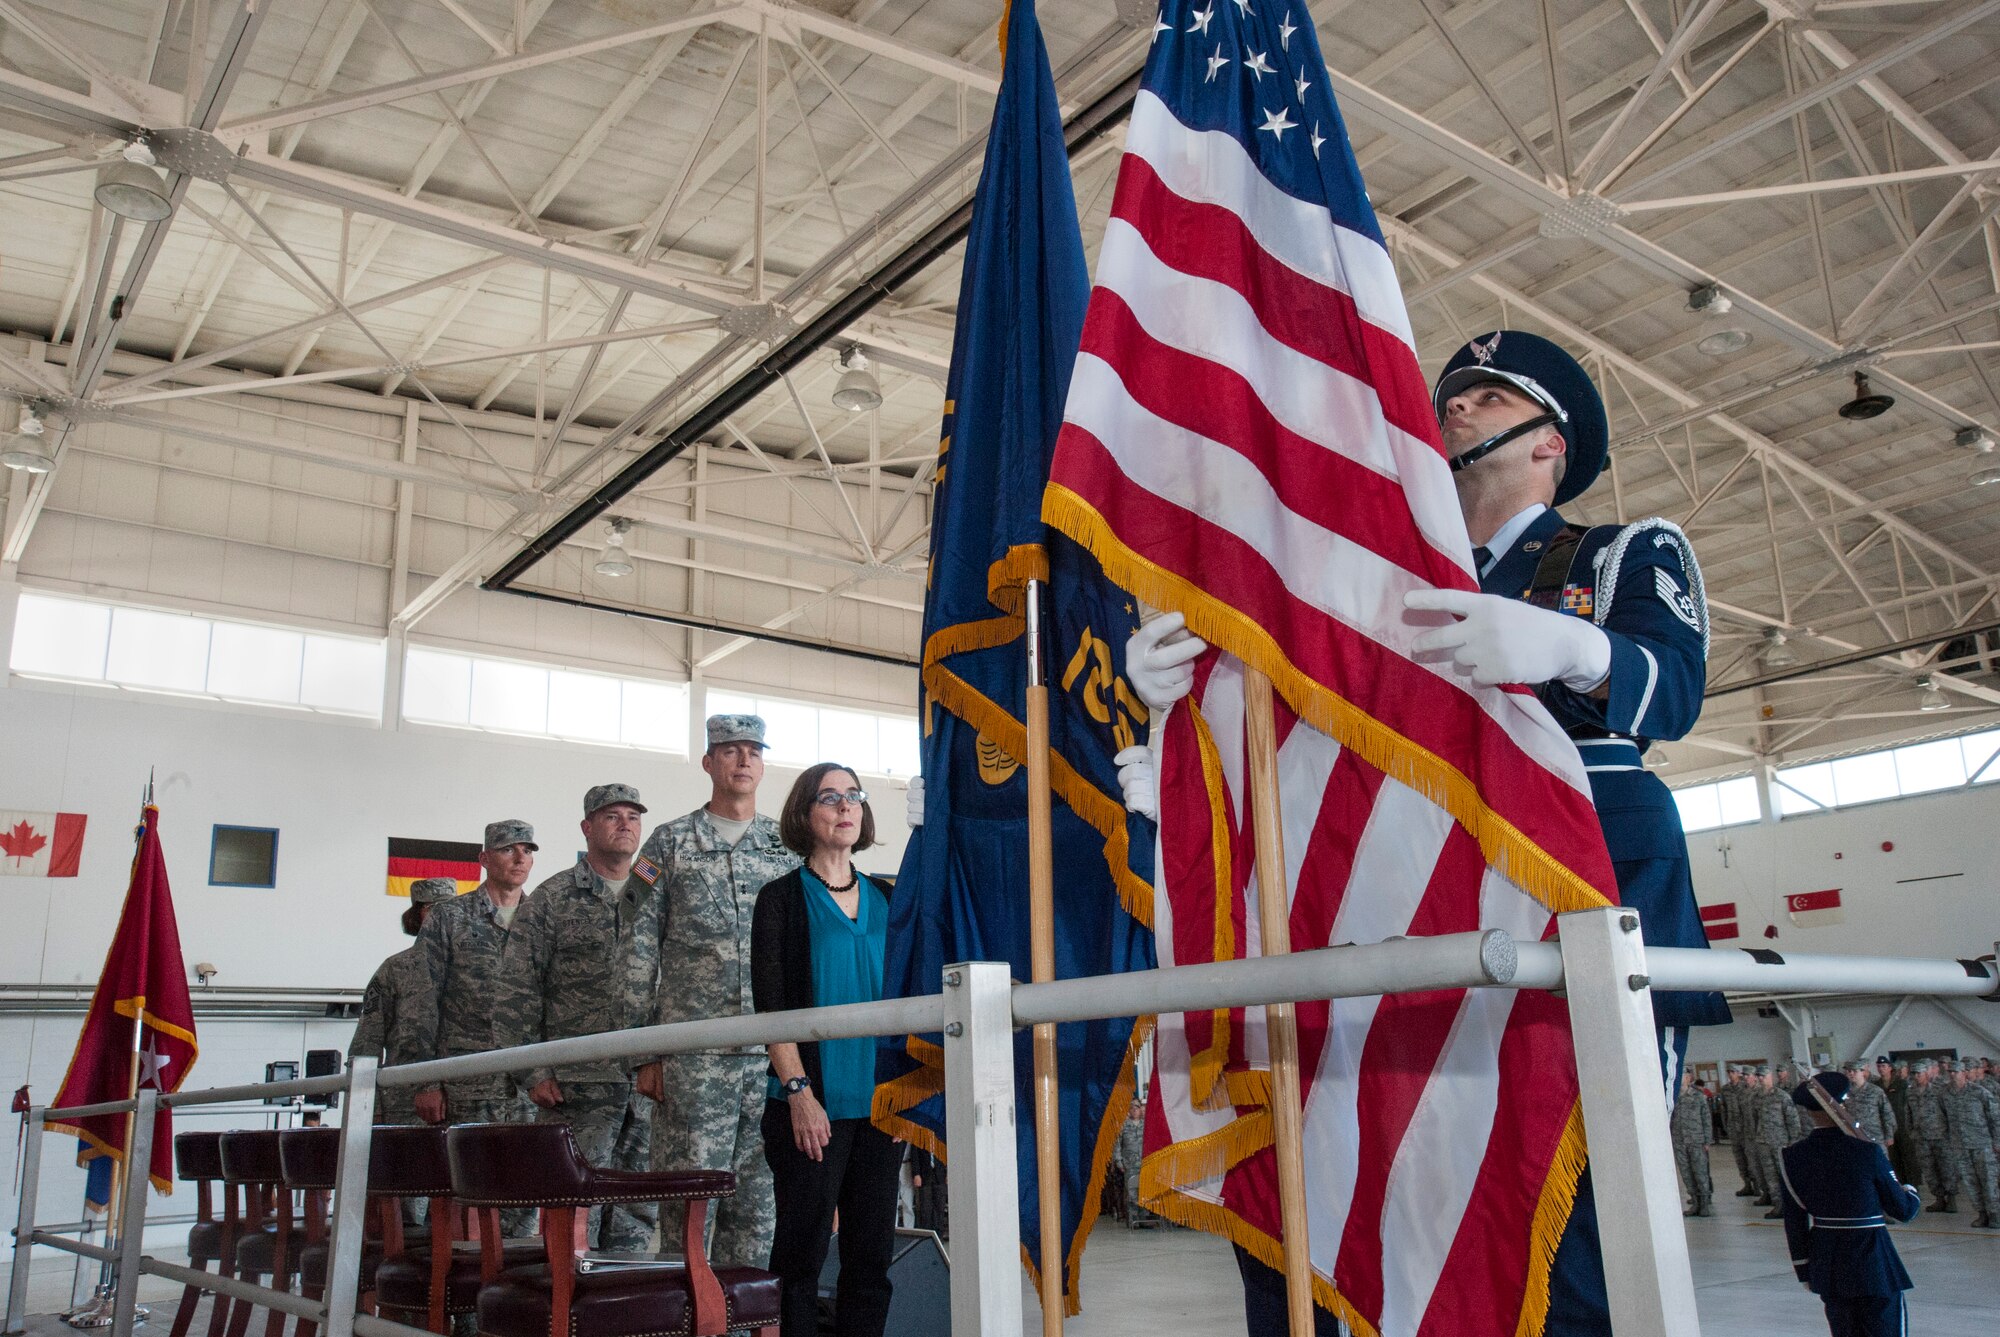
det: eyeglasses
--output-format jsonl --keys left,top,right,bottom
{"left": 812, "top": 789, "right": 868, "bottom": 808}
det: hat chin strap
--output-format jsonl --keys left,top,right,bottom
{"left": 1446, "top": 410, "right": 1560, "bottom": 476}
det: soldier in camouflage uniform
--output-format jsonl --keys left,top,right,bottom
{"left": 412, "top": 820, "right": 541, "bottom": 1235}
{"left": 351, "top": 878, "right": 459, "bottom": 1125}
{"left": 1751, "top": 1067, "right": 1792, "bottom": 1214}
{"left": 634, "top": 715, "right": 800, "bottom": 1268}
{"left": 1946, "top": 1060, "right": 2000, "bottom": 1227}
{"left": 1883, "top": 1058, "right": 1919, "bottom": 1188}
{"left": 494, "top": 785, "right": 663, "bottom": 1251}
{"left": 1842, "top": 1061, "right": 1897, "bottom": 1148}
{"left": 1670, "top": 1069, "right": 1714, "bottom": 1216}
{"left": 1908, "top": 1060, "right": 1957, "bottom": 1212}
{"left": 1722, "top": 1067, "right": 1758, "bottom": 1197}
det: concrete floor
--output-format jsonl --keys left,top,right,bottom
{"left": 15, "top": 1149, "right": 1998, "bottom": 1335}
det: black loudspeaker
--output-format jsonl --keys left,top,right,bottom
{"left": 816, "top": 1228, "right": 949, "bottom": 1336}
{"left": 304, "top": 1048, "right": 342, "bottom": 1108}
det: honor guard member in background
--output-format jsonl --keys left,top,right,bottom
{"left": 1841, "top": 1061, "right": 1896, "bottom": 1148}
{"left": 410, "top": 821, "right": 541, "bottom": 1236}
{"left": 1779, "top": 1072, "right": 1921, "bottom": 1337}
{"left": 1120, "top": 331, "right": 1731, "bottom": 1333}
{"left": 1908, "top": 1059, "right": 1957, "bottom": 1213}
{"left": 1945, "top": 1059, "right": 2000, "bottom": 1226}
{"left": 1671, "top": 1068, "right": 1716, "bottom": 1217}
{"left": 634, "top": 716, "right": 800, "bottom": 1268}
{"left": 352, "top": 878, "right": 459, "bottom": 1124}
{"left": 494, "top": 785, "right": 662, "bottom": 1251}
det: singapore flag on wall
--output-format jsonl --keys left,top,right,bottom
{"left": 0, "top": 810, "right": 87, "bottom": 877}
{"left": 1786, "top": 888, "right": 1845, "bottom": 928}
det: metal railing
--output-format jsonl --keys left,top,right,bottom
{"left": 8, "top": 912, "right": 1996, "bottom": 1337}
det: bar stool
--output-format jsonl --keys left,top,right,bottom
{"left": 218, "top": 1131, "right": 301, "bottom": 1337}
{"left": 279, "top": 1129, "right": 361, "bottom": 1337}
{"left": 169, "top": 1132, "right": 231, "bottom": 1337}
{"left": 369, "top": 1126, "right": 542, "bottom": 1335}
{"left": 447, "top": 1123, "right": 780, "bottom": 1337}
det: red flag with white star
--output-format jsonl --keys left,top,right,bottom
{"left": 47, "top": 804, "right": 198, "bottom": 1191}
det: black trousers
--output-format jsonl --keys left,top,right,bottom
{"left": 762, "top": 1102, "right": 902, "bottom": 1337}
{"left": 1234, "top": 1245, "right": 1342, "bottom": 1336}
{"left": 1823, "top": 1293, "right": 1906, "bottom": 1337}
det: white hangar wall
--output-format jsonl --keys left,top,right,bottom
{"left": 1683, "top": 777, "right": 2000, "bottom": 1072}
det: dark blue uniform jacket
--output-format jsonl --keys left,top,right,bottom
{"left": 1779, "top": 1127, "right": 1920, "bottom": 1297}
{"left": 1482, "top": 507, "right": 1729, "bottom": 1027}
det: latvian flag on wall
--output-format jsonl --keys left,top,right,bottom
{"left": 0, "top": 809, "right": 87, "bottom": 877}
{"left": 386, "top": 837, "right": 481, "bottom": 898}
{"left": 1700, "top": 901, "right": 1739, "bottom": 941}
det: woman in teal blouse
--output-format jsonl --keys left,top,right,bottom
{"left": 750, "top": 763, "right": 898, "bottom": 1337}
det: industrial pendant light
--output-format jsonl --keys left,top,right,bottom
{"left": 830, "top": 347, "right": 882, "bottom": 413}
{"left": 94, "top": 140, "right": 174, "bottom": 223}
{"left": 1918, "top": 675, "right": 1950, "bottom": 712}
{"left": 0, "top": 404, "right": 53, "bottom": 473}
{"left": 1838, "top": 371, "right": 1895, "bottom": 421}
{"left": 593, "top": 517, "right": 635, "bottom": 577}
{"left": 1759, "top": 626, "right": 1797, "bottom": 668}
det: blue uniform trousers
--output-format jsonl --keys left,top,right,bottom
{"left": 1821, "top": 1294, "right": 1905, "bottom": 1337}
{"left": 1234, "top": 1246, "right": 1342, "bottom": 1337}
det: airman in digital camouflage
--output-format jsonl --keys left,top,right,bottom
{"left": 1908, "top": 1059, "right": 1958, "bottom": 1212}
{"left": 493, "top": 786, "right": 663, "bottom": 1251}
{"left": 1945, "top": 1060, "right": 2000, "bottom": 1227}
{"left": 1842, "top": 1061, "right": 1896, "bottom": 1147}
{"left": 634, "top": 715, "right": 801, "bottom": 1267}
{"left": 1670, "top": 1068, "right": 1714, "bottom": 1216}
{"left": 351, "top": 877, "right": 458, "bottom": 1125}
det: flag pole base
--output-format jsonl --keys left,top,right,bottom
{"left": 63, "top": 1284, "right": 145, "bottom": 1328}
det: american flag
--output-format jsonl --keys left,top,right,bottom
{"left": 1040, "top": 3, "right": 1622, "bottom": 1334}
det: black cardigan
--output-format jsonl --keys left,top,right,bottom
{"left": 749, "top": 867, "right": 894, "bottom": 1100}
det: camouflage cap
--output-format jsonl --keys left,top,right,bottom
{"left": 705, "top": 713, "right": 768, "bottom": 750}
{"left": 1754, "top": 1065, "right": 1771, "bottom": 1076}
{"left": 484, "top": 819, "right": 538, "bottom": 851}
{"left": 409, "top": 877, "right": 459, "bottom": 905}
{"left": 584, "top": 782, "right": 647, "bottom": 816}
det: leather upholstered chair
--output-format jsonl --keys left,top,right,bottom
{"left": 169, "top": 1132, "right": 232, "bottom": 1337}
{"left": 279, "top": 1128, "right": 361, "bottom": 1337}
{"left": 368, "top": 1126, "right": 542, "bottom": 1335}
{"left": 218, "top": 1132, "right": 302, "bottom": 1337}
{"left": 447, "top": 1122, "right": 779, "bottom": 1337}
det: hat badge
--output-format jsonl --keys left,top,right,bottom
{"left": 1470, "top": 332, "right": 1501, "bottom": 366}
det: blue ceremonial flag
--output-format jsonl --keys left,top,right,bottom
{"left": 872, "top": 0, "right": 1156, "bottom": 1312}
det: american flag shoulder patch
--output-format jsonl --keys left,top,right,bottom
{"left": 631, "top": 856, "right": 661, "bottom": 887}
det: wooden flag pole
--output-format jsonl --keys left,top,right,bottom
{"left": 1023, "top": 577, "right": 1065, "bottom": 1336}
{"left": 1242, "top": 666, "right": 1314, "bottom": 1337}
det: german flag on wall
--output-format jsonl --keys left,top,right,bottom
{"left": 386, "top": 837, "right": 482, "bottom": 898}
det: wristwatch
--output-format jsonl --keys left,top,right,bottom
{"left": 782, "top": 1076, "right": 812, "bottom": 1096}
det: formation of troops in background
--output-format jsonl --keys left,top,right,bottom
{"left": 345, "top": 716, "right": 808, "bottom": 1264}
{"left": 1671, "top": 1055, "right": 2000, "bottom": 1227}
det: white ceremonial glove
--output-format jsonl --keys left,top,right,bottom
{"left": 905, "top": 776, "right": 924, "bottom": 829}
{"left": 1112, "top": 745, "right": 1158, "bottom": 821}
{"left": 1125, "top": 612, "right": 1208, "bottom": 712}
{"left": 1403, "top": 588, "right": 1612, "bottom": 691}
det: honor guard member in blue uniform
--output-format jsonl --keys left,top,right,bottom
{"left": 1119, "top": 330, "right": 1731, "bottom": 1334}
{"left": 1780, "top": 1071, "right": 1921, "bottom": 1337}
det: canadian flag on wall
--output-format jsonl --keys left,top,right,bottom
{"left": 0, "top": 810, "right": 87, "bottom": 877}
{"left": 1786, "top": 888, "right": 1845, "bottom": 928}
{"left": 1700, "top": 901, "right": 1740, "bottom": 941}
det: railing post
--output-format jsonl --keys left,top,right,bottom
{"left": 941, "top": 962, "right": 1021, "bottom": 1337}
{"left": 1557, "top": 907, "right": 1698, "bottom": 1337}
{"left": 4, "top": 1107, "right": 45, "bottom": 1334}
{"left": 322, "top": 1059, "right": 378, "bottom": 1337}
{"left": 109, "top": 1091, "right": 158, "bottom": 1337}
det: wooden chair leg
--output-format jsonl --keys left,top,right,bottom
{"left": 428, "top": 1199, "right": 457, "bottom": 1336}
{"left": 207, "top": 1189, "right": 243, "bottom": 1337}
{"left": 263, "top": 1207, "right": 293, "bottom": 1337}
{"left": 541, "top": 1208, "right": 576, "bottom": 1337}
{"left": 293, "top": 1283, "right": 322, "bottom": 1337}
{"left": 167, "top": 1275, "right": 205, "bottom": 1337}
{"left": 680, "top": 1200, "right": 725, "bottom": 1337}
{"left": 222, "top": 1273, "right": 257, "bottom": 1337}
